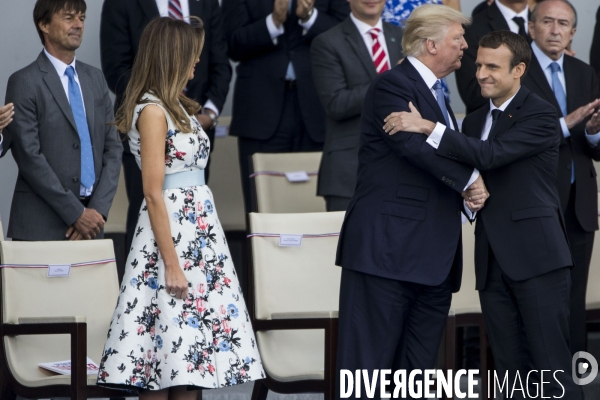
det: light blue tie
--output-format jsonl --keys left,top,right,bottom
{"left": 65, "top": 66, "right": 95, "bottom": 189}
{"left": 550, "top": 62, "right": 574, "bottom": 183}
{"left": 433, "top": 80, "right": 451, "bottom": 127}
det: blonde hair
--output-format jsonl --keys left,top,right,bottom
{"left": 115, "top": 17, "right": 205, "bottom": 134}
{"left": 402, "top": 4, "right": 471, "bottom": 58}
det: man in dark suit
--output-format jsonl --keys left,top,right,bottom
{"left": 335, "top": 6, "right": 488, "bottom": 397}
{"left": 100, "top": 0, "right": 232, "bottom": 250}
{"left": 0, "top": 103, "right": 14, "bottom": 158}
{"left": 222, "top": 0, "right": 349, "bottom": 213}
{"left": 310, "top": 0, "right": 402, "bottom": 211}
{"left": 387, "top": 30, "right": 581, "bottom": 399}
{"left": 5, "top": 0, "right": 122, "bottom": 242}
{"left": 524, "top": 0, "right": 600, "bottom": 355}
{"left": 591, "top": 5, "right": 600, "bottom": 79}
{"left": 456, "top": 0, "right": 530, "bottom": 114}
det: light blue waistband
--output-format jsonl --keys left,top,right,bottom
{"left": 163, "top": 170, "right": 205, "bottom": 190}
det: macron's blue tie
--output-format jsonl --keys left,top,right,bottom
{"left": 550, "top": 62, "right": 574, "bottom": 183}
{"left": 433, "top": 80, "right": 451, "bottom": 127}
{"left": 65, "top": 66, "right": 95, "bottom": 189}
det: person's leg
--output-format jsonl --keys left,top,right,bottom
{"left": 336, "top": 269, "right": 417, "bottom": 400}
{"left": 512, "top": 267, "right": 583, "bottom": 400}
{"left": 479, "top": 255, "right": 528, "bottom": 399}
{"left": 325, "top": 196, "right": 352, "bottom": 212}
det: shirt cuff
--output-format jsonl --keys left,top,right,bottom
{"left": 586, "top": 128, "right": 600, "bottom": 147}
{"left": 560, "top": 118, "right": 571, "bottom": 139}
{"left": 425, "top": 122, "right": 446, "bottom": 149}
{"left": 298, "top": 8, "right": 318, "bottom": 33}
{"left": 266, "top": 14, "right": 284, "bottom": 43}
{"left": 203, "top": 100, "right": 220, "bottom": 117}
{"left": 465, "top": 169, "right": 479, "bottom": 191}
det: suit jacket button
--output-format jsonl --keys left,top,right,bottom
{"left": 73, "top": 143, "right": 79, "bottom": 149}
{"left": 73, "top": 177, "right": 79, "bottom": 183}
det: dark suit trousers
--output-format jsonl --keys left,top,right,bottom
{"left": 325, "top": 196, "right": 351, "bottom": 212}
{"left": 479, "top": 253, "right": 582, "bottom": 399}
{"left": 238, "top": 85, "right": 323, "bottom": 214}
{"left": 336, "top": 268, "right": 452, "bottom": 399}
{"left": 123, "top": 128, "right": 216, "bottom": 252}
{"left": 564, "top": 183, "right": 595, "bottom": 354}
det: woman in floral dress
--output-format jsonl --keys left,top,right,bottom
{"left": 98, "top": 17, "right": 263, "bottom": 399}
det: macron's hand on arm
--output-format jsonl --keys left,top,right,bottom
{"left": 565, "top": 99, "right": 600, "bottom": 129}
{"left": 383, "top": 102, "right": 435, "bottom": 136}
{"left": 72, "top": 208, "right": 105, "bottom": 240}
{"left": 165, "top": 264, "right": 189, "bottom": 300}
{"left": 0, "top": 103, "right": 14, "bottom": 132}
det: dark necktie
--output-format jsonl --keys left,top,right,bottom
{"left": 490, "top": 109, "right": 502, "bottom": 137}
{"left": 512, "top": 16, "right": 529, "bottom": 41}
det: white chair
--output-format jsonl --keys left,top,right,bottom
{"left": 444, "top": 222, "right": 490, "bottom": 400}
{"left": 0, "top": 239, "right": 125, "bottom": 400}
{"left": 250, "top": 152, "right": 326, "bottom": 213}
{"left": 247, "top": 211, "right": 344, "bottom": 400}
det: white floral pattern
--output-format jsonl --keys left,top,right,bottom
{"left": 98, "top": 93, "right": 264, "bottom": 392}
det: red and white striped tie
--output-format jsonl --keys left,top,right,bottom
{"left": 169, "top": 0, "right": 184, "bottom": 20}
{"left": 369, "top": 28, "right": 389, "bottom": 74}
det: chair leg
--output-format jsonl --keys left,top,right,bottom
{"left": 251, "top": 380, "right": 268, "bottom": 400}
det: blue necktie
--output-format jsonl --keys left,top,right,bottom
{"left": 433, "top": 80, "right": 451, "bottom": 127}
{"left": 65, "top": 66, "right": 95, "bottom": 189}
{"left": 550, "top": 62, "right": 574, "bottom": 183}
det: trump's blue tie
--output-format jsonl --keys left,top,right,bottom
{"left": 65, "top": 66, "right": 95, "bottom": 189}
{"left": 433, "top": 80, "right": 451, "bottom": 127}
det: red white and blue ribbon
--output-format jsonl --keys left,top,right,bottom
{"left": 0, "top": 258, "right": 116, "bottom": 269}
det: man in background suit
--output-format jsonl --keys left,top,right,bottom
{"left": 456, "top": 0, "right": 530, "bottom": 114}
{"left": 5, "top": 0, "right": 122, "bottom": 242}
{"left": 524, "top": 0, "right": 600, "bottom": 355}
{"left": 222, "top": 0, "right": 349, "bottom": 213}
{"left": 100, "top": 0, "right": 232, "bottom": 250}
{"left": 0, "top": 103, "right": 14, "bottom": 158}
{"left": 387, "top": 30, "right": 580, "bottom": 399}
{"left": 310, "top": 0, "right": 402, "bottom": 211}
{"left": 335, "top": 6, "right": 488, "bottom": 397}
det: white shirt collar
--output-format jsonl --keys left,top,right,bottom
{"left": 489, "top": 87, "right": 520, "bottom": 115}
{"left": 531, "top": 41, "right": 564, "bottom": 72}
{"left": 44, "top": 47, "right": 77, "bottom": 78}
{"left": 407, "top": 56, "right": 439, "bottom": 90}
{"left": 495, "top": 0, "right": 529, "bottom": 23}
{"left": 349, "top": 13, "right": 383, "bottom": 36}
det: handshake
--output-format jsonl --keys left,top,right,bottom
{"left": 462, "top": 174, "right": 489, "bottom": 214}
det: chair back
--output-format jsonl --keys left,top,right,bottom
{"left": 251, "top": 152, "right": 326, "bottom": 213}
{"left": 0, "top": 240, "right": 119, "bottom": 387}
{"left": 450, "top": 222, "right": 482, "bottom": 314}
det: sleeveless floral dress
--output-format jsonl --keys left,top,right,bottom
{"left": 98, "top": 93, "right": 264, "bottom": 392}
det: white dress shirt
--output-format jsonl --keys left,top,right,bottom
{"left": 350, "top": 13, "right": 390, "bottom": 71}
{"left": 406, "top": 56, "right": 479, "bottom": 190}
{"left": 531, "top": 42, "right": 600, "bottom": 145}
{"left": 495, "top": 0, "right": 529, "bottom": 35}
{"left": 44, "top": 48, "right": 93, "bottom": 197}
{"left": 0, "top": 134, "right": 3, "bottom": 154}
{"left": 156, "top": 0, "right": 221, "bottom": 116}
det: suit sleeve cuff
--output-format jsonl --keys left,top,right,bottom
{"left": 585, "top": 128, "right": 600, "bottom": 147}
{"left": 298, "top": 8, "right": 318, "bottom": 33}
{"left": 560, "top": 118, "right": 571, "bottom": 138}
{"left": 0, "top": 133, "right": 3, "bottom": 153}
{"left": 266, "top": 14, "right": 284, "bottom": 43}
{"left": 203, "top": 100, "right": 220, "bottom": 117}
{"left": 426, "top": 122, "right": 446, "bottom": 149}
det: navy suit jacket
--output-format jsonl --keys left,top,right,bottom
{"left": 335, "top": 59, "right": 474, "bottom": 292}
{"left": 437, "top": 86, "right": 572, "bottom": 290}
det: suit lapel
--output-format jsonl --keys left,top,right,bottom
{"left": 137, "top": 0, "right": 160, "bottom": 20}
{"left": 77, "top": 65, "right": 95, "bottom": 143}
{"left": 487, "top": 3, "right": 511, "bottom": 32}
{"left": 383, "top": 22, "right": 402, "bottom": 65}
{"left": 401, "top": 59, "right": 448, "bottom": 125}
{"left": 37, "top": 52, "right": 78, "bottom": 133}
{"left": 465, "top": 105, "right": 489, "bottom": 139}
{"left": 342, "top": 18, "right": 377, "bottom": 78}
{"left": 528, "top": 54, "right": 562, "bottom": 113}
{"left": 488, "top": 87, "right": 528, "bottom": 141}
